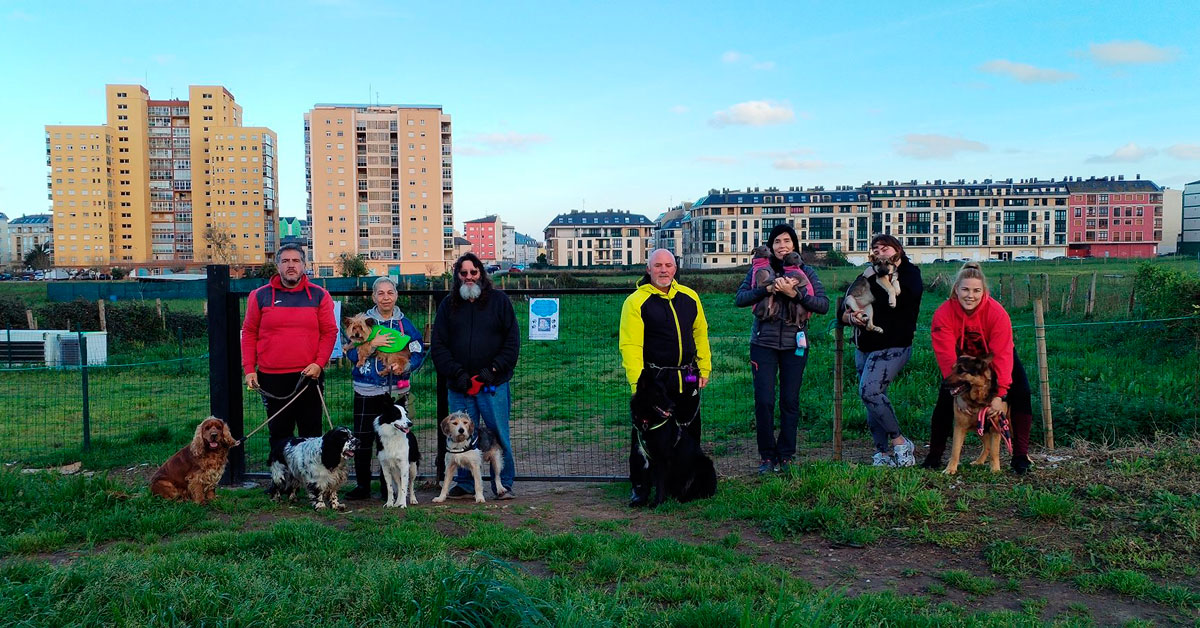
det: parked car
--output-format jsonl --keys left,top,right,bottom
{"left": 486, "top": 264, "right": 501, "bottom": 273}
{"left": 0, "top": 273, "right": 12, "bottom": 281}
{"left": 1014, "top": 255, "right": 1039, "bottom": 262}
{"left": 507, "top": 266, "right": 523, "bottom": 274}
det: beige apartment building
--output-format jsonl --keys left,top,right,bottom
{"left": 46, "top": 84, "right": 277, "bottom": 268}
{"left": 304, "top": 104, "right": 453, "bottom": 277}
{"left": 544, "top": 210, "right": 654, "bottom": 267}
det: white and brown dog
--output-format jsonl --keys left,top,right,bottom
{"left": 431, "top": 411, "right": 505, "bottom": 504}
{"left": 374, "top": 401, "right": 420, "bottom": 508}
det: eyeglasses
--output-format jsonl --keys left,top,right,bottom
{"left": 458, "top": 269, "right": 480, "bottom": 277}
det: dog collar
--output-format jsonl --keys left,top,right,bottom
{"left": 446, "top": 434, "right": 479, "bottom": 454}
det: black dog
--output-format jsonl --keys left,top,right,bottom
{"left": 629, "top": 368, "right": 717, "bottom": 507}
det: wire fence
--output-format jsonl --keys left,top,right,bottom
{"left": 2, "top": 289, "right": 1197, "bottom": 477}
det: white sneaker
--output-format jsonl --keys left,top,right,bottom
{"left": 872, "top": 452, "right": 897, "bottom": 467}
{"left": 893, "top": 438, "right": 916, "bottom": 467}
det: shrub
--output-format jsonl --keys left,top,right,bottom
{"left": 1134, "top": 263, "right": 1200, "bottom": 338}
{"left": 0, "top": 296, "right": 29, "bottom": 330}
{"left": 34, "top": 298, "right": 100, "bottom": 333}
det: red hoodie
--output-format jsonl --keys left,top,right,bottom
{"left": 929, "top": 295, "right": 1015, "bottom": 397}
{"left": 241, "top": 274, "right": 337, "bottom": 375}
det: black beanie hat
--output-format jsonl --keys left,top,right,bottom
{"left": 767, "top": 223, "right": 799, "bottom": 251}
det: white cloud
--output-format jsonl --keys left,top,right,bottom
{"left": 895, "top": 134, "right": 987, "bottom": 159}
{"left": 978, "top": 59, "right": 1077, "bottom": 83}
{"left": 456, "top": 132, "right": 549, "bottom": 156}
{"left": 747, "top": 149, "right": 813, "bottom": 159}
{"left": 1086, "top": 142, "right": 1157, "bottom": 163}
{"left": 773, "top": 158, "right": 837, "bottom": 171}
{"left": 669, "top": 105, "right": 689, "bottom": 114}
{"left": 709, "top": 101, "right": 795, "bottom": 127}
{"left": 1086, "top": 40, "right": 1178, "bottom": 66}
{"left": 1165, "top": 144, "right": 1200, "bottom": 160}
{"left": 721, "top": 51, "right": 749, "bottom": 64}
{"left": 722, "top": 50, "right": 775, "bottom": 71}
{"left": 695, "top": 155, "right": 740, "bottom": 165}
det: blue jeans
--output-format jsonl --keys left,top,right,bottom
{"left": 447, "top": 382, "right": 515, "bottom": 494}
{"left": 854, "top": 346, "right": 913, "bottom": 453}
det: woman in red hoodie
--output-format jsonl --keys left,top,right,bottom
{"left": 920, "top": 262, "right": 1033, "bottom": 474}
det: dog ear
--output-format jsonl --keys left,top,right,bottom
{"left": 189, "top": 420, "right": 207, "bottom": 456}
{"left": 365, "top": 317, "right": 377, "bottom": 327}
{"left": 980, "top": 354, "right": 994, "bottom": 366}
{"left": 440, "top": 415, "right": 452, "bottom": 436}
{"left": 220, "top": 420, "right": 236, "bottom": 447}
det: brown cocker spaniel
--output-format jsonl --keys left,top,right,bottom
{"left": 150, "top": 417, "right": 236, "bottom": 504}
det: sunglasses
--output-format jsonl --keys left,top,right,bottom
{"left": 458, "top": 269, "right": 480, "bottom": 277}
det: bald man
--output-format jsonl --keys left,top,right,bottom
{"left": 618, "top": 249, "right": 712, "bottom": 507}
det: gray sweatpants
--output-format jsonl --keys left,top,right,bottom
{"left": 854, "top": 346, "right": 912, "bottom": 453}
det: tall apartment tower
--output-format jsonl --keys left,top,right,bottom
{"left": 46, "top": 85, "right": 277, "bottom": 268}
{"left": 304, "top": 104, "right": 453, "bottom": 277}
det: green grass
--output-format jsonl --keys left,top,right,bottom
{"left": 938, "top": 569, "right": 998, "bottom": 595}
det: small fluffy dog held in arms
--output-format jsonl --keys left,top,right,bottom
{"left": 268, "top": 426, "right": 359, "bottom": 510}
{"left": 374, "top": 401, "right": 421, "bottom": 508}
{"left": 943, "top": 354, "right": 1010, "bottom": 475}
{"left": 752, "top": 248, "right": 813, "bottom": 326}
{"left": 150, "top": 417, "right": 236, "bottom": 504}
{"left": 843, "top": 251, "right": 902, "bottom": 334}
{"left": 431, "top": 411, "right": 505, "bottom": 504}
{"left": 630, "top": 368, "right": 717, "bottom": 507}
{"left": 341, "top": 313, "right": 412, "bottom": 375}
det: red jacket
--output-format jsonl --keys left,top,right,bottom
{"left": 929, "top": 295, "right": 1015, "bottom": 397}
{"left": 241, "top": 275, "right": 337, "bottom": 375}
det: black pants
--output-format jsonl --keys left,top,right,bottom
{"left": 629, "top": 370, "right": 701, "bottom": 498}
{"left": 352, "top": 391, "right": 395, "bottom": 491}
{"left": 259, "top": 371, "right": 324, "bottom": 461}
{"left": 750, "top": 344, "right": 808, "bottom": 463}
{"left": 924, "top": 353, "right": 1034, "bottom": 467}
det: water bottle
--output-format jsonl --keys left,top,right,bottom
{"left": 795, "top": 331, "right": 807, "bottom": 357}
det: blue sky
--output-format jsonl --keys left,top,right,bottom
{"left": 2, "top": 0, "right": 1198, "bottom": 238}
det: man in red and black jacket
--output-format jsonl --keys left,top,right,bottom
{"left": 241, "top": 244, "right": 338, "bottom": 454}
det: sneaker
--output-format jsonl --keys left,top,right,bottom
{"left": 893, "top": 438, "right": 916, "bottom": 467}
{"left": 778, "top": 458, "right": 792, "bottom": 473}
{"left": 447, "top": 485, "right": 471, "bottom": 498}
{"left": 496, "top": 489, "right": 515, "bottom": 500}
{"left": 872, "top": 452, "right": 897, "bottom": 467}
{"left": 345, "top": 485, "right": 371, "bottom": 500}
{"left": 758, "top": 459, "right": 776, "bottom": 475}
{"left": 1011, "top": 455, "right": 1032, "bottom": 475}
{"left": 628, "top": 490, "right": 649, "bottom": 508}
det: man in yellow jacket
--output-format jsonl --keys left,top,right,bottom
{"left": 619, "top": 248, "right": 712, "bottom": 507}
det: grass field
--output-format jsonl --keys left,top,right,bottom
{"left": 1, "top": 258, "right": 1198, "bottom": 625}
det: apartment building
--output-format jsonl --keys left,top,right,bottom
{"left": 544, "top": 210, "right": 654, "bottom": 267}
{"left": 1065, "top": 177, "right": 1162, "bottom": 258}
{"left": 279, "top": 216, "right": 309, "bottom": 254}
{"left": 514, "top": 232, "right": 538, "bottom": 265}
{"left": 0, "top": 212, "right": 11, "bottom": 265}
{"left": 1161, "top": 189, "right": 1181, "bottom": 255}
{"left": 652, "top": 202, "right": 690, "bottom": 256}
{"left": 463, "top": 215, "right": 502, "bottom": 262}
{"left": 9, "top": 214, "right": 53, "bottom": 266}
{"left": 304, "top": 104, "right": 453, "bottom": 277}
{"left": 682, "top": 186, "right": 870, "bottom": 268}
{"left": 501, "top": 224, "right": 515, "bottom": 262}
{"left": 46, "top": 84, "right": 277, "bottom": 268}
{"left": 1182, "top": 180, "right": 1200, "bottom": 255}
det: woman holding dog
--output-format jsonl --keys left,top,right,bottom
{"left": 841, "top": 235, "right": 924, "bottom": 467}
{"left": 344, "top": 276, "right": 425, "bottom": 500}
{"left": 735, "top": 223, "right": 829, "bottom": 474}
{"left": 922, "top": 262, "right": 1033, "bottom": 474}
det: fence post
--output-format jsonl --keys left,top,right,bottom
{"left": 1063, "top": 275, "right": 1079, "bottom": 314}
{"left": 5, "top": 327, "right": 11, "bottom": 367}
{"left": 156, "top": 298, "right": 166, "bottom": 330}
{"left": 1085, "top": 271, "right": 1097, "bottom": 318}
{"left": 26, "top": 309, "right": 35, "bottom": 329}
{"left": 79, "top": 331, "right": 91, "bottom": 452}
{"left": 177, "top": 326, "right": 184, "bottom": 375}
{"left": 1042, "top": 273, "right": 1050, "bottom": 305}
{"left": 98, "top": 299, "right": 106, "bottom": 332}
{"left": 1127, "top": 284, "right": 1136, "bottom": 317}
{"left": 208, "top": 265, "right": 245, "bottom": 485}
{"left": 1033, "top": 299, "right": 1054, "bottom": 450}
{"left": 833, "top": 297, "right": 844, "bottom": 461}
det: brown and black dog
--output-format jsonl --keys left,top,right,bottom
{"left": 843, "top": 251, "right": 901, "bottom": 334}
{"left": 431, "top": 411, "right": 505, "bottom": 504}
{"left": 341, "top": 313, "right": 411, "bottom": 375}
{"left": 943, "top": 354, "right": 1008, "bottom": 475}
{"left": 150, "top": 417, "right": 236, "bottom": 503}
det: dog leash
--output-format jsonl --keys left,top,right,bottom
{"left": 975, "top": 407, "right": 1013, "bottom": 454}
{"left": 315, "top": 384, "right": 335, "bottom": 432}
{"left": 236, "top": 382, "right": 311, "bottom": 447}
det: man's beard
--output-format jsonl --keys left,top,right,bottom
{"left": 459, "top": 282, "right": 482, "bottom": 301}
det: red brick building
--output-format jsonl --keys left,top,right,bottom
{"left": 1067, "top": 177, "right": 1162, "bottom": 258}
{"left": 463, "top": 214, "right": 501, "bottom": 262}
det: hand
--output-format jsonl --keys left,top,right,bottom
{"left": 844, "top": 310, "right": 868, "bottom": 328}
{"left": 988, "top": 396, "right": 1005, "bottom": 419}
{"left": 301, "top": 363, "right": 323, "bottom": 379}
{"left": 698, "top": 376, "right": 709, "bottom": 389}
{"left": 774, "top": 277, "right": 799, "bottom": 298}
{"left": 370, "top": 334, "right": 394, "bottom": 350}
{"left": 453, "top": 372, "right": 472, "bottom": 392}
{"left": 244, "top": 372, "right": 259, "bottom": 390}
{"left": 477, "top": 368, "right": 496, "bottom": 385}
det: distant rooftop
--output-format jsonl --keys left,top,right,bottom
{"left": 515, "top": 232, "right": 538, "bottom": 246}
{"left": 1065, "top": 177, "right": 1160, "bottom": 193}
{"left": 546, "top": 210, "right": 653, "bottom": 227}
{"left": 464, "top": 215, "right": 501, "bottom": 224}
{"left": 311, "top": 103, "right": 443, "bottom": 111}
{"left": 453, "top": 236, "right": 471, "bottom": 245}
{"left": 10, "top": 214, "right": 51, "bottom": 225}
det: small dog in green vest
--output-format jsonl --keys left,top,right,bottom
{"left": 342, "top": 313, "right": 412, "bottom": 375}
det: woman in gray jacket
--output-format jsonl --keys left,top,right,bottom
{"left": 735, "top": 224, "right": 829, "bottom": 473}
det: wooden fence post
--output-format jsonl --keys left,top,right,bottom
{"left": 97, "top": 299, "right": 106, "bottom": 332}
{"left": 26, "top": 309, "right": 35, "bottom": 330}
{"left": 833, "top": 298, "right": 844, "bottom": 461}
{"left": 1063, "top": 275, "right": 1079, "bottom": 314}
{"left": 1127, "top": 284, "right": 1136, "bottom": 317}
{"left": 1033, "top": 299, "right": 1054, "bottom": 450}
{"left": 1085, "top": 272, "right": 1097, "bottom": 318}
{"left": 1042, "top": 273, "right": 1050, "bottom": 305}
{"left": 999, "top": 275, "right": 1007, "bottom": 307}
